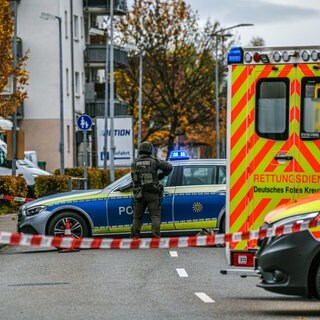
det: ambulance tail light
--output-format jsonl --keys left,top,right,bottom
{"left": 231, "top": 251, "right": 255, "bottom": 267}
{"left": 227, "top": 47, "right": 243, "bottom": 64}
{"left": 253, "top": 52, "right": 270, "bottom": 63}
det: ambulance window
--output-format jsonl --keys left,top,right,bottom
{"left": 256, "top": 79, "right": 289, "bottom": 140}
{"left": 301, "top": 78, "right": 320, "bottom": 140}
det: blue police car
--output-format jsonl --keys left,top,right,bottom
{"left": 17, "top": 152, "right": 226, "bottom": 238}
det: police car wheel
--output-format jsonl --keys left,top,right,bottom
{"left": 315, "top": 263, "right": 320, "bottom": 299}
{"left": 48, "top": 212, "right": 89, "bottom": 238}
{"left": 219, "top": 215, "right": 225, "bottom": 234}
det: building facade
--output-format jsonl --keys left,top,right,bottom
{"left": 14, "top": 0, "right": 85, "bottom": 172}
{"left": 9, "top": 0, "right": 129, "bottom": 172}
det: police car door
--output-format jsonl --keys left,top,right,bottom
{"left": 160, "top": 169, "right": 176, "bottom": 231}
{"left": 105, "top": 174, "right": 134, "bottom": 234}
{"left": 173, "top": 164, "right": 225, "bottom": 231}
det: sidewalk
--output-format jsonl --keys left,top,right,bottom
{"left": 0, "top": 214, "right": 17, "bottom": 249}
{"left": 0, "top": 213, "right": 17, "bottom": 233}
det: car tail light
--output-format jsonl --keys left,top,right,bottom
{"left": 231, "top": 251, "right": 255, "bottom": 267}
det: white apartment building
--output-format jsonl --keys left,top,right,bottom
{"left": 15, "top": 0, "right": 85, "bottom": 172}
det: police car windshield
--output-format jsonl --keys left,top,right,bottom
{"left": 103, "top": 173, "right": 132, "bottom": 192}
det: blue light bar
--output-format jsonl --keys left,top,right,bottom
{"left": 169, "top": 150, "right": 190, "bottom": 161}
{"left": 227, "top": 46, "right": 243, "bottom": 64}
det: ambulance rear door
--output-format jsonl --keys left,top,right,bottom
{"left": 296, "top": 64, "right": 320, "bottom": 194}
{"left": 248, "top": 64, "right": 298, "bottom": 234}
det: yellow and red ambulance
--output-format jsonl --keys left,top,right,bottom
{"left": 226, "top": 46, "right": 320, "bottom": 267}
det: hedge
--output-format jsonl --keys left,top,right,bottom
{"left": 0, "top": 175, "right": 29, "bottom": 213}
{"left": 0, "top": 167, "right": 130, "bottom": 214}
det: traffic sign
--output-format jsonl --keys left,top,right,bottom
{"left": 77, "top": 114, "right": 92, "bottom": 131}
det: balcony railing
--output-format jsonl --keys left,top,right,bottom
{"left": 85, "top": 99, "right": 129, "bottom": 117}
{"left": 85, "top": 44, "right": 128, "bottom": 68}
{"left": 83, "top": 0, "right": 127, "bottom": 15}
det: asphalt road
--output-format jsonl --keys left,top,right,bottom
{"left": 1, "top": 214, "right": 320, "bottom": 320}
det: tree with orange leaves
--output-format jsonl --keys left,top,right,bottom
{"left": 0, "top": 0, "right": 29, "bottom": 117}
{"left": 116, "top": 0, "right": 227, "bottom": 159}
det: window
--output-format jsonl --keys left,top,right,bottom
{"left": 75, "top": 72, "right": 80, "bottom": 97}
{"left": 66, "top": 68, "right": 70, "bottom": 95}
{"left": 67, "top": 125, "right": 70, "bottom": 153}
{"left": 80, "top": 16, "right": 84, "bottom": 39}
{"left": 301, "top": 78, "right": 320, "bottom": 140}
{"left": 64, "top": 11, "right": 68, "bottom": 39}
{"left": 0, "top": 147, "right": 6, "bottom": 166}
{"left": 73, "top": 15, "right": 79, "bottom": 40}
{"left": 182, "top": 166, "right": 216, "bottom": 186}
{"left": 217, "top": 166, "right": 226, "bottom": 184}
{"left": 161, "top": 169, "right": 174, "bottom": 187}
{"left": 256, "top": 78, "right": 289, "bottom": 140}
{"left": 82, "top": 72, "right": 85, "bottom": 94}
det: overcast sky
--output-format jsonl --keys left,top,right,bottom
{"left": 127, "top": 0, "right": 320, "bottom": 47}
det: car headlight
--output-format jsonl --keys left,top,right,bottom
{"left": 258, "top": 212, "right": 320, "bottom": 247}
{"left": 26, "top": 205, "right": 46, "bottom": 217}
{"left": 273, "top": 211, "right": 319, "bottom": 229}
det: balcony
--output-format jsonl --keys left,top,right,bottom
{"left": 83, "top": 0, "right": 127, "bottom": 15}
{"left": 85, "top": 99, "right": 129, "bottom": 117}
{"left": 84, "top": 44, "right": 128, "bottom": 68}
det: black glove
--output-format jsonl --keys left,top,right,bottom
{"left": 158, "top": 172, "right": 165, "bottom": 180}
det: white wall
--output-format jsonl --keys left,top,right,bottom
{"left": 17, "top": 0, "right": 85, "bottom": 172}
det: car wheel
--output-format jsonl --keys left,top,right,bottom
{"left": 315, "top": 263, "right": 320, "bottom": 298}
{"left": 48, "top": 212, "right": 89, "bottom": 238}
{"left": 219, "top": 215, "right": 225, "bottom": 234}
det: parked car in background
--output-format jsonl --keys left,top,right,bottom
{"left": 24, "top": 150, "right": 38, "bottom": 167}
{"left": 17, "top": 154, "right": 227, "bottom": 238}
{"left": 0, "top": 139, "right": 51, "bottom": 195}
{"left": 256, "top": 193, "right": 320, "bottom": 299}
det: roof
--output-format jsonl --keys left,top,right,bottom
{"left": 169, "top": 159, "right": 227, "bottom": 166}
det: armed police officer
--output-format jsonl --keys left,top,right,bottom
{"left": 131, "top": 142, "right": 173, "bottom": 238}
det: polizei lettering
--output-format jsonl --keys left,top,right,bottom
{"left": 136, "top": 160, "right": 151, "bottom": 166}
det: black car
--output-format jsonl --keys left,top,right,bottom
{"left": 255, "top": 193, "right": 320, "bottom": 299}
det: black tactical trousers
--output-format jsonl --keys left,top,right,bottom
{"left": 131, "top": 191, "right": 161, "bottom": 238}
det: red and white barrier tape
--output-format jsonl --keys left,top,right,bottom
{"left": 0, "top": 194, "right": 34, "bottom": 203}
{"left": 1, "top": 218, "right": 319, "bottom": 250}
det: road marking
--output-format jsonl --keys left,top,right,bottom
{"left": 169, "top": 251, "right": 178, "bottom": 257}
{"left": 194, "top": 292, "right": 215, "bottom": 303}
{"left": 176, "top": 268, "right": 188, "bottom": 277}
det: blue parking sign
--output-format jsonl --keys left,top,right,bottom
{"left": 77, "top": 114, "right": 92, "bottom": 131}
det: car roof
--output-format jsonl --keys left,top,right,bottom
{"left": 169, "top": 159, "right": 227, "bottom": 166}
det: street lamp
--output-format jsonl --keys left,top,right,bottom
{"left": 89, "top": 27, "right": 109, "bottom": 171}
{"left": 90, "top": 6, "right": 116, "bottom": 182}
{"left": 124, "top": 44, "right": 144, "bottom": 148}
{"left": 11, "top": 0, "right": 18, "bottom": 176}
{"left": 211, "top": 23, "right": 254, "bottom": 158}
{"left": 40, "top": 12, "right": 65, "bottom": 174}
{"left": 109, "top": 0, "right": 116, "bottom": 182}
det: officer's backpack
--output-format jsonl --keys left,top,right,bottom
{"left": 132, "top": 157, "right": 159, "bottom": 192}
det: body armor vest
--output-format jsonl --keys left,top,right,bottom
{"left": 132, "top": 156, "right": 159, "bottom": 192}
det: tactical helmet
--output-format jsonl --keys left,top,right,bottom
{"left": 138, "top": 141, "right": 154, "bottom": 155}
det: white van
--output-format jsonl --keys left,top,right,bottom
{"left": 0, "top": 139, "right": 51, "bottom": 195}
